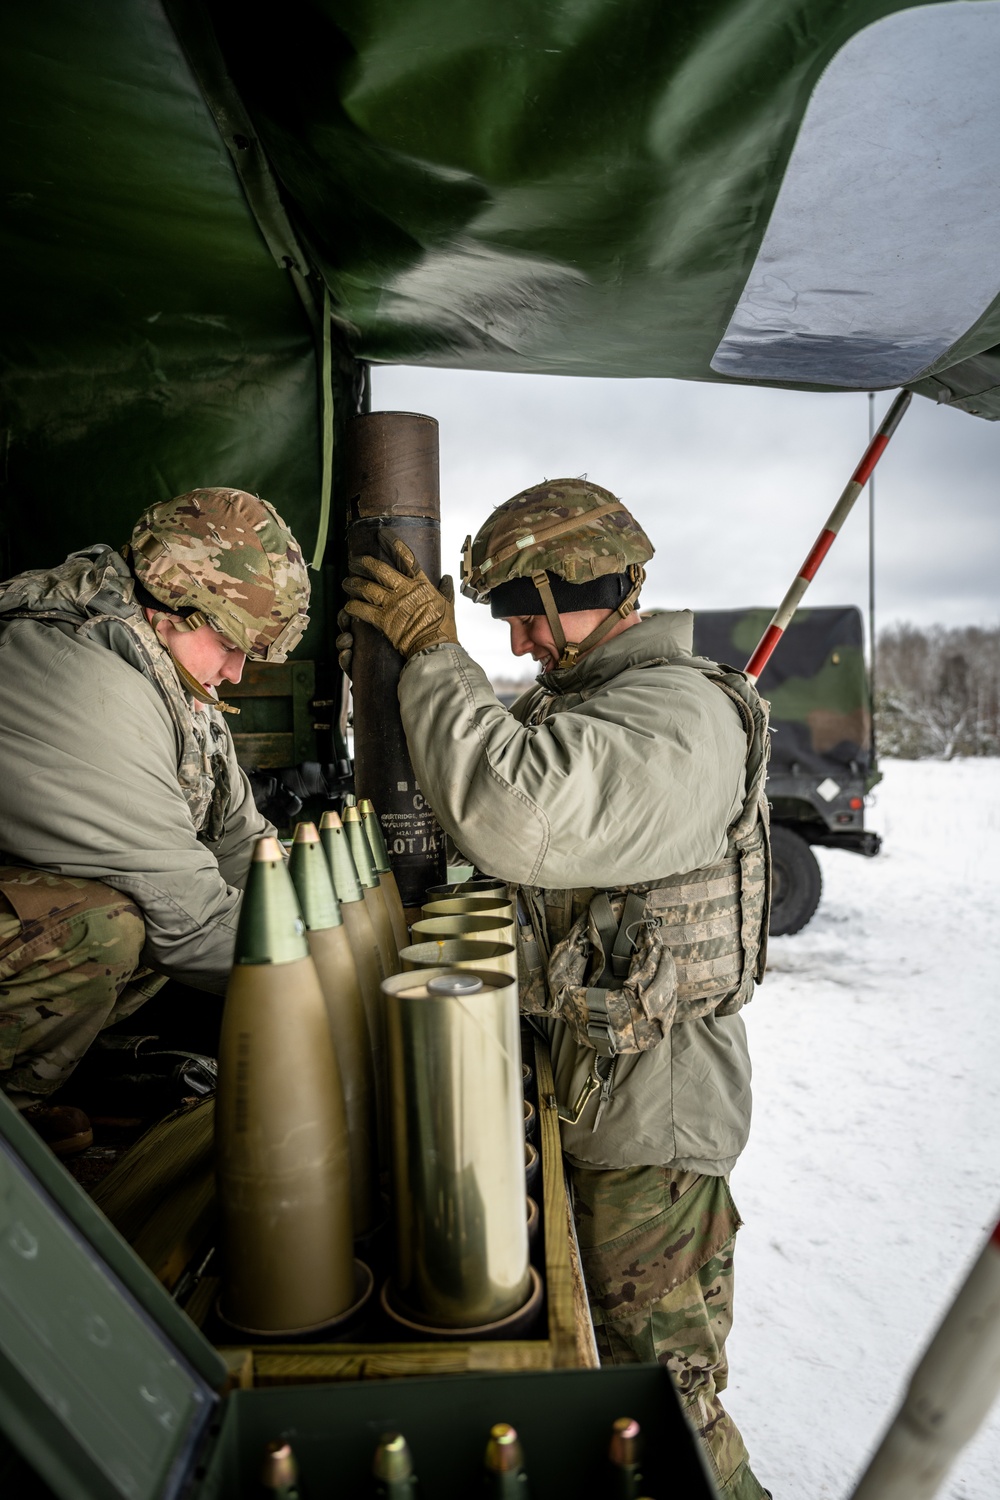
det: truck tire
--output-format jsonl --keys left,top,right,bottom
{"left": 768, "top": 825, "right": 822, "bottom": 936}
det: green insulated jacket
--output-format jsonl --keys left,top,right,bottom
{"left": 399, "top": 611, "right": 755, "bottom": 1175}
{"left": 0, "top": 546, "right": 272, "bottom": 993}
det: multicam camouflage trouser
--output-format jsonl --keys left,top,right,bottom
{"left": 571, "top": 1163, "right": 769, "bottom": 1499}
{"left": 0, "top": 866, "right": 165, "bottom": 1101}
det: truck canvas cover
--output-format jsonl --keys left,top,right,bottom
{"left": 694, "top": 607, "right": 873, "bottom": 782}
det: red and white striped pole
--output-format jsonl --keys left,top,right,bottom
{"left": 848, "top": 1215, "right": 1000, "bottom": 1500}
{"left": 745, "top": 389, "right": 912, "bottom": 683}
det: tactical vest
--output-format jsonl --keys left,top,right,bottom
{"left": 516, "top": 657, "right": 771, "bottom": 1068}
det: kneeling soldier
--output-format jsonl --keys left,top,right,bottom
{"left": 0, "top": 488, "right": 309, "bottom": 1153}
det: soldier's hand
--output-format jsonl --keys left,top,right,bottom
{"left": 343, "top": 540, "right": 458, "bottom": 661}
{"left": 335, "top": 608, "right": 354, "bottom": 678}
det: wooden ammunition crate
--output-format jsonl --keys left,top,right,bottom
{"left": 92, "top": 1036, "right": 598, "bottom": 1387}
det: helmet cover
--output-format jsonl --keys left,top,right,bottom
{"left": 462, "top": 478, "right": 654, "bottom": 603}
{"left": 128, "top": 488, "right": 310, "bottom": 662}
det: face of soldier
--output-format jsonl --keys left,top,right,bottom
{"left": 503, "top": 608, "right": 637, "bottom": 672}
{"left": 146, "top": 611, "right": 246, "bottom": 695}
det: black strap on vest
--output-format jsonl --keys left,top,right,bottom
{"left": 584, "top": 890, "right": 648, "bottom": 1055}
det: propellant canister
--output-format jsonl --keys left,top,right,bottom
{"left": 607, "top": 1418, "right": 643, "bottom": 1500}
{"left": 288, "top": 822, "right": 378, "bottom": 1236}
{"left": 217, "top": 838, "right": 355, "bottom": 1335}
{"left": 321, "top": 810, "right": 388, "bottom": 1159}
{"left": 261, "top": 1440, "right": 302, "bottom": 1500}
{"left": 358, "top": 798, "right": 410, "bottom": 955}
{"left": 483, "top": 1423, "right": 529, "bottom": 1498}
{"left": 344, "top": 803, "right": 398, "bottom": 977}
{"left": 372, "top": 1432, "right": 418, "bottom": 1499}
{"left": 383, "top": 969, "right": 530, "bottom": 1328}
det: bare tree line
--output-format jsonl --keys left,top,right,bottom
{"left": 876, "top": 624, "right": 1000, "bottom": 758}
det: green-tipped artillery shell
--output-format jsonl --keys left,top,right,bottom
{"left": 373, "top": 1432, "right": 417, "bottom": 1497}
{"left": 234, "top": 837, "right": 308, "bottom": 966}
{"left": 345, "top": 806, "right": 398, "bottom": 977}
{"left": 261, "top": 1441, "right": 301, "bottom": 1498}
{"left": 218, "top": 840, "right": 356, "bottom": 1334}
{"left": 320, "top": 810, "right": 364, "bottom": 904}
{"left": 289, "top": 823, "right": 343, "bottom": 930}
{"left": 484, "top": 1423, "right": 528, "bottom": 1498}
{"left": 343, "top": 804, "right": 379, "bottom": 889}
{"left": 320, "top": 812, "right": 389, "bottom": 1165}
{"left": 359, "top": 799, "right": 410, "bottom": 956}
{"left": 358, "top": 797, "right": 390, "bottom": 874}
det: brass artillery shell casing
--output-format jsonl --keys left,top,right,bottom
{"left": 424, "top": 877, "right": 509, "bottom": 901}
{"left": 344, "top": 804, "right": 399, "bottom": 977}
{"left": 420, "top": 896, "right": 515, "bottom": 950}
{"left": 383, "top": 968, "right": 530, "bottom": 1328}
{"left": 399, "top": 937, "right": 517, "bottom": 982}
{"left": 217, "top": 838, "right": 355, "bottom": 1335}
{"left": 409, "top": 914, "right": 517, "bottom": 977}
{"left": 358, "top": 798, "right": 410, "bottom": 955}
{"left": 289, "top": 824, "right": 378, "bottom": 1236}
{"left": 422, "top": 894, "right": 514, "bottom": 922}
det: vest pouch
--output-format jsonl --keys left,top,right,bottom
{"left": 547, "top": 891, "right": 677, "bottom": 1056}
{"left": 516, "top": 889, "right": 551, "bottom": 1016}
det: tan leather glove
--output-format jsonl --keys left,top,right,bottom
{"left": 343, "top": 539, "right": 458, "bottom": 661}
{"left": 335, "top": 608, "right": 355, "bottom": 677}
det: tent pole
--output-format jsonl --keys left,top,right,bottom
{"left": 868, "top": 391, "right": 877, "bottom": 760}
{"left": 745, "top": 390, "right": 911, "bottom": 684}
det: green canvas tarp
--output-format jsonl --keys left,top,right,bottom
{"left": 2, "top": 0, "right": 999, "bottom": 590}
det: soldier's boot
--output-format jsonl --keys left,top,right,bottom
{"left": 0, "top": 866, "right": 146, "bottom": 1109}
{"left": 20, "top": 1102, "right": 94, "bottom": 1156}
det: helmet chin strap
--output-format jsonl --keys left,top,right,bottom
{"left": 146, "top": 608, "right": 240, "bottom": 714}
{"left": 530, "top": 565, "right": 645, "bottom": 671}
{"left": 171, "top": 657, "right": 241, "bottom": 714}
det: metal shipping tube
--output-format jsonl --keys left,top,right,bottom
{"left": 346, "top": 411, "right": 447, "bottom": 907}
{"left": 383, "top": 968, "right": 530, "bottom": 1327}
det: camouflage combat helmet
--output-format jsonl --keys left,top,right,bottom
{"left": 125, "top": 488, "right": 310, "bottom": 663}
{"left": 461, "top": 479, "right": 654, "bottom": 669}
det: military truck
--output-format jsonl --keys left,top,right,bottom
{"left": 694, "top": 605, "right": 880, "bottom": 937}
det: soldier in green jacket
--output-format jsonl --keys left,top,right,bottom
{"left": 343, "top": 479, "right": 771, "bottom": 1499}
{"left": 0, "top": 488, "right": 310, "bottom": 1153}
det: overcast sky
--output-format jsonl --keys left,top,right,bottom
{"left": 371, "top": 366, "right": 1000, "bottom": 681}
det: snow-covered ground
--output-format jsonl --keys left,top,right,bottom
{"left": 728, "top": 759, "right": 1000, "bottom": 1499}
